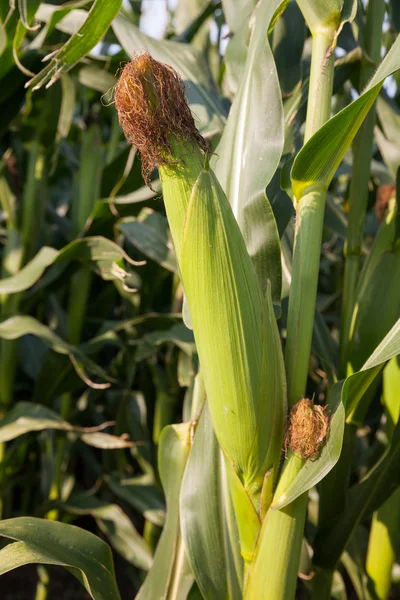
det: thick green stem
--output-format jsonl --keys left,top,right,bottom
{"left": 311, "top": 568, "right": 334, "bottom": 600}
{"left": 285, "top": 27, "right": 335, "bottom": 406}
{"left": 259, "top": 24, "right": 335, "bottom": 600}
{"left": 244, "top": 456, "right": 306, "bottom": 599}
{"left": 339, "top": 0, "right": 386, "bottom": 377}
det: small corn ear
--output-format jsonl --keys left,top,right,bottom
{"left": 115, "top": 53, "right": 287, "bottom": 502}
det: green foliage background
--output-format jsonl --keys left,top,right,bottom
{"left": 0, "top": 0, "right": 399, "bottom": 598}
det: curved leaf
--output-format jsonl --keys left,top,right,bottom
{"left": 180, "top": 403, "right": 242, "bottom": 600}
{"left": 292, "top": 34, "right": 400, "bottom": 199}
{"left": 0, "top": 517, "right": 121, "bottom": 600}
{"left": 272, "top": 316, "right": 400, "bottom": 507}
{"left": 105, "top": 474, "right": 165, "bottom": 527}
{"left": 0, "top": 236, "right": 142, "bottom": 295}
{"left": 314, "top": 419, "right": 400, "bottom": 570}
{"left": 0, "top": 316, "right": 111, "bottom": 388}
{"left": 0, "top": 402, "right": 133, "bottom": 448}
{"left": 118, "top": 210, "right": 177, "bottom": 272}
{"left": 64, "top": 494, "right": 153, "bottom": 571}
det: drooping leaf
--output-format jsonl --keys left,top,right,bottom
{"left": 212, "top": 0, "right": 283, "bottom": 303}
{"left": 0, "top": 316, "right": 113, "bottom": 388}
{"left": 118, "top": 209, "right": 178, "bottom": 272}
{"left": 64, "top": 494, "right": 153, "bottom": 571}
{"left": 0, "top": 236, "right": 142, "bottom": 295}
{"left": 0, "top": 517, "right": 121, "bottom": 600}
{"left": 0, "top": 402, "right": 133, "bottom": 448}
{"left": 105, "top": 474, "right": 165, "bottom": 527}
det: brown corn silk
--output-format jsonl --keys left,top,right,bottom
{"left": 284, "top": 398, "right": 329, "bottom": 460}
{"left": 114, "top": 52, "right": 208, "bottom": 185}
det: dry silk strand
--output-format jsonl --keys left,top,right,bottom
{"left": 284, "top": 398, "right": 329, "bottom": 460}
{"left": 114, "top": 52, "right": 209, "bottom": 184}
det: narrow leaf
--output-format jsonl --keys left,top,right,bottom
{"left": 292, "top": 34, "right": 400, "bottom": 199}
{"left": 0, "top": 402, "right": 133, "bottom": 448}
{"left": 26, "top": 0, "right": 122, "bottom": 90}
{"left": 213, "top": 0, "right": 283, "bottom": 302}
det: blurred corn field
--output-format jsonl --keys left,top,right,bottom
{"left": 0, "top": 0, "right": 400, "bottom": 599}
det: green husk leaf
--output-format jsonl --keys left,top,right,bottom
{"left": 180, "top": 168, "right": 286, "bottom": 493}
{"left": 180, "top": 403, "right": 243, "bottom": 600}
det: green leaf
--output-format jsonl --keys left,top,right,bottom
{"left": 0, "top": 517, "right": 121, "bottom": 600}
{"left": 349, "top": 202, "right": 400, "bottom": 372}
{"left": 78, "top": 65, "right": 115, "bottom": 93}
{"left": 221, "top": 0, "right": 256, "bottom": 33}
{"left": 273, "top": 315, "right": 400, "bottom": 507}
{"left": 180, "top": 403, "right": 243, "bottom": 600}
{"left": 344, "top": 316, "right": 400, "bottom": 417}
{"left": 57, "top": 74, "right": 75, "bottom": 141}
{"left": 383, "top": 357, "right": 400, "bottom": 436}
{"left": 118, "top": 209, "right": 178, "bottom": 272}
{"left": 314, "top": 419, "right": 400, "bottom": 571}
{"left": 0, "top": 402, "right": 133, "bottom": 448}
{"left": 212, "top": 0, "right": 283, "bottom": 303}
{"left": 111, "top": 13, "right": 225, "bottom": 135}
{"left": 105, "top": 474, "right": 165, "bottom": 527}
{"left": 137, "top": 423, "right": 193, "bottom": 600}
{"left": 0, "top": 236, "right": 142, "bottom": 295}
{"left": 0, "top": 316, "right": 112, "bottom": 388}
{"left": 64, "top": 494, "right": 153, "bottom": 571}
{"left": 26, "top": 0, "right": 122, "bottom": 90}
{"left": 292, "top": 34, "right": 400, "bottom": 199}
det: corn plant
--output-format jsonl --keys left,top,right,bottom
{"left": 0, "top": 0, "right": 399, "bottom": 599}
